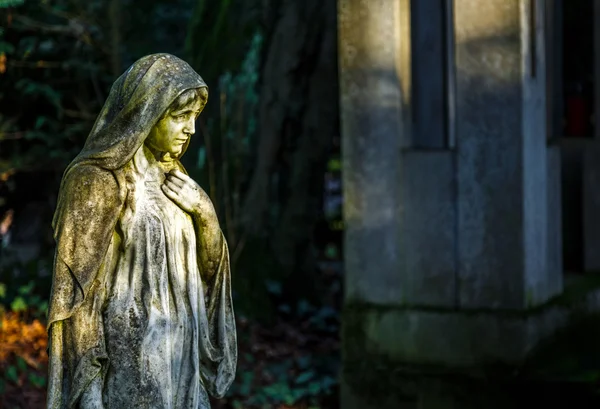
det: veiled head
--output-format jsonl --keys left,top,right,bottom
{"left": 67, "top": 53, "right": 208, "bottom": 171}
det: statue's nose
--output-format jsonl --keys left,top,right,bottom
{"left": 184, "top": 119, "right": 196, "bottom": 135}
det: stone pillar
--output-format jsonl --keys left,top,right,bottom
{"left": 338, "top": 0, "right": 407, "bottom": 407}
{"left": 454, "top": 0, "right": 560, "bottom": 308}
{"left": 340, "top": 0, "right": 566, "bottom": 408}
{"left": 339, "top": 0, "right": 404, "bottom": 310}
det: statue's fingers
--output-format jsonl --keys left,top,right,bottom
{"left": 164, "top": 179, "right": 182, "bottom": 192}
{"left": 170, "top": 169, "right": 189, "bottom": 182}
{"left": 166, "top": 175, "right": 184, "bottom": 188}
{"left": 161, "top": 184, "right": 179, "bottom": 200}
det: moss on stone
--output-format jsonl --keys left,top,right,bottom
{"left": 342, "top": 276, "right": 600, "bottom": 407}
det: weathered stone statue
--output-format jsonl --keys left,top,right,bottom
{"left": 46, "top": 54, "right": 236, "bottom": 408}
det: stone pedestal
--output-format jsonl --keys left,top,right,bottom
{"left": 339, "top": 0, "right": 566, "bottom": 408}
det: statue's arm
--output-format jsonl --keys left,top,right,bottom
{"left": 161, "top": 168, "right": 224, "bottom": 282}
{"left": 193, "top": 211, "right": 223, "bottom": 282}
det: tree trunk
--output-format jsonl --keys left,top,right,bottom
{"left": 185, "top": 0, "right": 339, "bottom": 317}
{"left": 241, "top": 0, "right": 339, "bottom": 299}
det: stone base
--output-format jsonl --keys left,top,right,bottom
{"left": 342, "top": 278, "right": 600, "bottom": 408}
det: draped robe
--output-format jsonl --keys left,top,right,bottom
{"left": 46, "top": 54, "right": 236, "bottom": 409}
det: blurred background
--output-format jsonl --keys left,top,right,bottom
{"left": 2, "top": 0, "right": 600, "bottom": 408}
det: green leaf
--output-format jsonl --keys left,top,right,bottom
{"left": 16, "top": 356, "right": 26, "bottom": 372}
{"left": 18, "top": 281, "right": 34, "bottom": 295}
{"left": 6, "top": 365, "right": 18, "bottom": 382}
{"left": 308, "top": 381, "right": 322, "bottom": 395}
{"left": 242, "top": 370, "right": 254, "bottom": 382}
{"left": 296, "top": 370, "right": 315, "bottom": 384}
{"left": 238, "top": 370, "right": 253, "bottom": 396}
{"left": 325, "top": 243, "right": 338, "bottom": 259}
{"left": 28, "top": 373, "right": 47, "bottom": 388}
{"left": 0, "top": 283, "right": 6, "bottom": 299}
{"left": 263, "top": 382, "right": 290, "bottom": 400}
{"left": 10, "top": 296, "right": 27, "bottom": 312}
{"left": 41, "top": 86, "right": 63, "bottom": 111}
{"left": 35, "top": 117, "right": 47, "bottom": 130}
{"left": 284, "top": 393, "right": 295, "bottom": 405}
{"left": 327, "top": 158, "right": 341, "bottom": 172}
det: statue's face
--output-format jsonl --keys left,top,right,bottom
{"left": 146, "top": 97, "right": 204, "bottom": 157}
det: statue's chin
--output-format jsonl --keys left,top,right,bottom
{"left": 170, "top": 148, "right": 183, "bottom": 158}
{"left": 162, "top": 148, "right": 183, "bottom": 161}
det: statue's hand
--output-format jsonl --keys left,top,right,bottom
{"left": 162, "top": 169, "right": 217, "bottom": 222}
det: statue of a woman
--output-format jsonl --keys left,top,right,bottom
{"left": 46, "top": 54, "right": 236, "bottom": 408}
